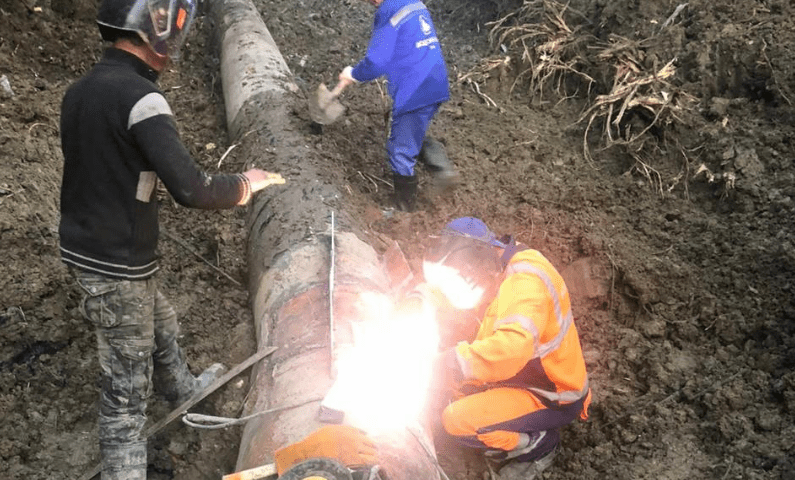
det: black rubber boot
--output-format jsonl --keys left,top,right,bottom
{"left": 419, "top": 137, "right": 459, "bottom": 194}
{"left": 152, "top": 338, "right": 197, "bottom": 405}
{"left": 173, "top": 363, "right": 227, "bottom": 405}
{"left": 418, "top": 137, "right": 452, "bottom": 171}
{"left": 392, "top": 173, "right": 418, "bottom": 212}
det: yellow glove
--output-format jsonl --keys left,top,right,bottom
{"left": 274, "top": 425, "right": 377, "bottom": 475}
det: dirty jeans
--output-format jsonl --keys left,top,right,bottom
{"left": 74, "top": 270, "right": 196, "bottom": 477}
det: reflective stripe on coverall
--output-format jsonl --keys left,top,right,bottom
{"left": 351, "top": 0, "right": 450, "bottom": 176}
{"left": 351, "top": 0, "right": 450, "bottom": 115}
{"left": 442, "top": 249, "right": 591, "bottom": 452}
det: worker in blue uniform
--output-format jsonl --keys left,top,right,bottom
{"left": 338, "top": 0, "right": 456, "bottom": 211}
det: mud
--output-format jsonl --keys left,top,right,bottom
{"left": 0, "top": 0, "right": 793, "bottom": 479}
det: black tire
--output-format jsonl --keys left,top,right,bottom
{"left": 279, "top": 458, "right": 353, "bottom": 480}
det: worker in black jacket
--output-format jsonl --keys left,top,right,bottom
{"left": 58, "top": 1, "right": 284, "bottom": 478}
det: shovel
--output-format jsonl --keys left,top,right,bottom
{"left": 309, "top": 82, "right": 348, "bottom": 125}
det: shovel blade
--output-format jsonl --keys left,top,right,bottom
{"left": 309, "top": 83, "right": 346, "bottom": 125}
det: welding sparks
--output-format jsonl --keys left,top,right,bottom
{"left": 323, "top": 293, "right": 440, "bottom": 433}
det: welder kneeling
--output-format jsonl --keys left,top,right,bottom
{"left": 413, "top": 217, "right": 593, "bottom": 480}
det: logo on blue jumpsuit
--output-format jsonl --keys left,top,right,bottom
{"left": 419, "top": 15, "right": 432, "bottom": 35}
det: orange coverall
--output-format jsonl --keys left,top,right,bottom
{"left": 441, "top": 248, "right": 591, "bottom": 454}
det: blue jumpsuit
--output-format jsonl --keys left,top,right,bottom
{"left": 351, "top": 0, "right": 450, "bottom": 176}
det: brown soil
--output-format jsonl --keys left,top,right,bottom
{"left": 1, "top": 0, "right": 794, "bottom": 479}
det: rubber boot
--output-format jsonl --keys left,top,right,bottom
{"left": 419, "top": 137, "right": 459, "bottom": 194}
{"left": 100, "top": 440, "right": 147, "bottom": 480}
{"left": 175, "top": 363, "right": 227, "bottom": 405}
{"left": 486, "top": 429, "right": 559, "bottom": 462}
{"left": 152, "top": 311, "right": 199, "bottom": 404}
{"left": 153, "top": 350, "right": 195, "bottom": 404}
{"left": 496, "top": 447, "right": 556, "bottom": 480}
{"left": 392, "top": 173, "right": 418, "bottom": 212}
{"left": 196, "top": 363, "right": 227, "bottom": 392}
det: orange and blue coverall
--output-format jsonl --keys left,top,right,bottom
{"left": 440, "top": 248, "right": 591, "bottom": 456}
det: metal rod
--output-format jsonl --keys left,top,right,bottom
{"left": 77, "top": 347, "right": 278, "bottom": 480}
{"left": 329, "top": 210, "right": 336, "bottom": 378}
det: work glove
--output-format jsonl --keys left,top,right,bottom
{"left": 238, "top": 169, "right": 285, "bottom": 204}
{"left": 338, "top": 66, "right": 359, "bottom": 88}
{"left": 431, "top": 348, "right": 464, "bottom": 393}
{"left": 274, "top": 425, "right": 377, "bottom": 475}
{"left": 393, "top": 290, "right": 426, "bottom": 321}
{"left": 243, "top": 169, "right": 285, "bottom": 192}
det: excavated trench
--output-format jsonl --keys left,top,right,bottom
{"left": 208, "top": 0, "right": 440, "bottom": 477}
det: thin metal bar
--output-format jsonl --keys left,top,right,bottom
{"left": 77, "top": 347, "right": 278, "bottom": 480}
{"left": 329, "top": 210, "right": 336, "bottom": 378}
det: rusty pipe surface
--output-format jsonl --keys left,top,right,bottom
{"left": 208, "top": 1, "right": 440, "bottom": 478}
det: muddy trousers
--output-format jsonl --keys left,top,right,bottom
{"left": 441, "top": 387, "right": 584, "bottom": 461}
{"left": 74, "top": 270, "right": 198, "bottom": 480}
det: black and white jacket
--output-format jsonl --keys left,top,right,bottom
{"left": 59, "top": 48, "right": 251, "bottom": 280}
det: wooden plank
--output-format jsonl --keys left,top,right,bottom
{"left": 222, "top": 462, "right": 277, "bottom": 480}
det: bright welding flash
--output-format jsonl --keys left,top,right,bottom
{"left": 326, "top": 294, "right": 440, "bottom": 433}
{"left": 422, "top": 260, "right": 484, "bottom": 310}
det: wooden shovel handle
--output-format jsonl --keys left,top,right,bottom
{"left": 329, "top": 81, "right": 348, "bottom": 98}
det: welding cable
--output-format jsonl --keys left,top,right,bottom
{"left": 182, "top": 396, "right": 324, "bottom": 430}
{"left": 365, "top": 465, "right": 382, "bottom": 480}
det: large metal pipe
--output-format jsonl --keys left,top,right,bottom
{"left": 207, "top": 1, "right": 440, "bottom": 478}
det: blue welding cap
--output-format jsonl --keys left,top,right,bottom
{"left": 442, "top": 217, "right": 507, "bottom": 248}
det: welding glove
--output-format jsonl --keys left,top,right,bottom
{"left": 243, "top": 169, "right": 286, "bottom": 192}
{"left": 393, "top": 290, "right": 426, "bottom": 321}
{"left": 274, "top": 425, "right": 377, "bottom": 475}
{"left": 431, "top": 348, "right": 464, "bottom": 393}
{"left": 397, "top": 283, "right": 450, "bottom": 314}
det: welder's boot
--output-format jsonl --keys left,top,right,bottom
{"left": 152, "top": 316, "right": 228, "bottom": 405}
{"left": 392, "top": 173, "right": 418, "bottom": 212}
{"left": 153, "top": 353, "right": 193, "bottom": 404}
{"left": 195, "top": 363, "right": 227, "bottom": 392}
{"left": 486, "top": 430, "right": 558, "bottom": 480}
{"left": 174, "top": 363, "right": 227, "bottom": 405}
{"left": 419, "top": 137, "right": 459, "bottom": 195}
{"left": 485, "top": 430, "right": 557, "bottom": 462}
{"left": 100, "top": 440, "right": 147, "bottom": 480}
{"left": 495, "top": 447, "right": 556, "bottom": 480}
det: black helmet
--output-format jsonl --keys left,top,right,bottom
{"left": 97, "top": 0, "right": 197, "bottom": 59}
